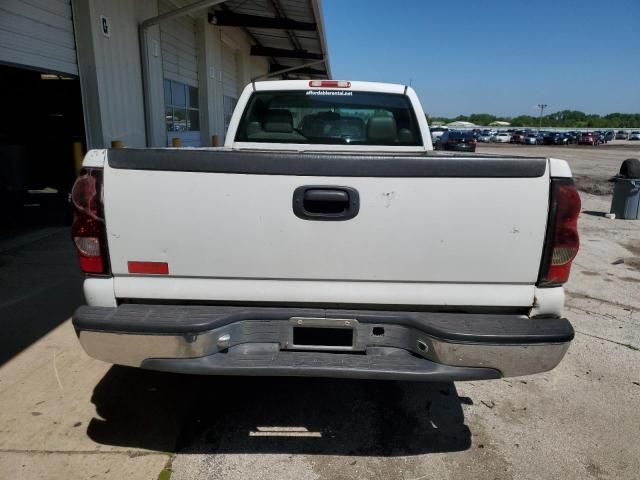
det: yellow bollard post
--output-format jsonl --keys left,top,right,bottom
{"left": 172, "top": 137, "right": 182, "bottom": 148}
{"left": 111, "top": 140, "right": 124, "bottom": 149}
{"left": 211, "top": 135, "right": 220, "bottom": 147}
{"left": 72, "top": 141, "right": 84, "bottom": 176}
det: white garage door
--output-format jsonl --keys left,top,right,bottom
{"left": 159, "top": 0, "right": 200, "bottom": 146}
{"left": 0, "top": 0, "right": 77, "bottom": 75}
{"left": 222, "top": 42, "right": 240, "bottom": 134}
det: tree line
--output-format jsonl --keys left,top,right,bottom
{"left": 428, "top": 110, "right": 640, "bottom": 128}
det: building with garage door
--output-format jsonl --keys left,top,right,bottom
{"left": 0, "top": 0, "right": 330, "bottom": 230}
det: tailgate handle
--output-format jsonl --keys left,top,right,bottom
{"left": 304, "top": 189, "right": 348, "bottom": 203}
{"left": 293, "top": 186, "right": 360, "bottom": 221}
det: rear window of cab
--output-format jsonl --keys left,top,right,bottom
{"left": 235, "top": 91, "right": 422, "bottom": 146}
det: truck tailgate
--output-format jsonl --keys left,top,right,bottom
{"left": 103, "top": 149, "right": 549, "bottom": 304}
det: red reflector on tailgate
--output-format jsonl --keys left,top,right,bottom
{"left": 128, "top": 261, "right": 169, "bottom": 275}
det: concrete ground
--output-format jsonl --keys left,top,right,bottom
{"left": 0, "top": 142, "right": 638, "bottom": 479}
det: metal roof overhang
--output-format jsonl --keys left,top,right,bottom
{"left": 208, "top": 0, "right": 331, "bottom": 79}
{"left": 141, "top": 0, "right": 330, "bottom": 79}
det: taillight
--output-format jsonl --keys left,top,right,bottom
{"left": 538, "top": 178, "right": 581, "bottom": 287}
{"left": 71, "top": 169, "right": 109, "bottom": 274}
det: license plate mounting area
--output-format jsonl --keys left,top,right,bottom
{"left": 285, "top": 317, "right": 359, "bottom": 351}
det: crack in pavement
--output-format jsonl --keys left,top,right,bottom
{"left": 566, "top": 306, "right": 638, "bottom": 327}
{"left": 574, "top": 330, "right": 640, "bottom": 352}
{"left": 0, "top": 449, "right": 163, "bottom": 457}
{"left": 566, "top": 291, "right": 636, "bottom": 312}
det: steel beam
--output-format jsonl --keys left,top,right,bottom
{"left": 208, "top": 11, "right": 316, "bottom": 30}
{"left": 250, "top": 46, "right": 323, "bottom": 60}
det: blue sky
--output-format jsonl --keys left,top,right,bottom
{"left": 322, "top": 0, "right": 640, "bottom": 117}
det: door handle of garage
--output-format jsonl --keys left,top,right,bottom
{"left": 293, "top": 186, "right": 360, "bottom": 221}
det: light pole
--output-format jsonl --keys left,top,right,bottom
{"left": 537, "top": 103, "right": 548, "bottom": 131}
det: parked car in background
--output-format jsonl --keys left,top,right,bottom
{"left": 615, "top": 130, "right": 629, "bottom": 140}
{"left": 565, "top": 132, "right": 579, "bottom": 144}
{"left": 438, "top": 130, "right": 477, "bottom": 152}
{"left": 578, "top": 132, "right": 598, "bottom": 145}
{"left": 492, "top": 132, "right": 511, "bottom": 143}
{"left": 430, "top": 126, "right": 448, "bottom": 146}
{"left": 510, "top": 130, "right": 526, "bottom": 143}
{"left": 554, "top": 133, "right": 570, "bottom": 145}
{"left": 630, "top": 131, "right": 640, "bottom": 140}
{"left": 543, "top": 132, "right": 559, "bottom": 145}
{"left": 604, "top": 131, "right": 615, "bottom": 142}
{"left": 478, "top": 131, "right": 493, "bottom": 143}
{"left": 522, "top": 133, "right": 540, "bottom": 145}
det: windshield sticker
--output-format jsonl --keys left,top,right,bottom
{"left": 306, "top": 90, "right": 353, "bottom": 96}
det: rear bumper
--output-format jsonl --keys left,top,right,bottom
{"left": 72, "top": 305, "right": 574, "bottom": 381}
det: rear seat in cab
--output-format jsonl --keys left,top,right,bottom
{"left": 245, "top": 109, "right": 413, "bottom": 143}
{"left": 366, "top": 116, "right": 414, "bottom": 143}
{"left": 246, "top": 109, "right": 306, "bottom": 141}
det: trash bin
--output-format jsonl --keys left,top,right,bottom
{"left": 610, "top": 178, "right": 640, "bottom": 219}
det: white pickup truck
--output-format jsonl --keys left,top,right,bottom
{"left": 71, "top": 80, "right": 580, "bottom": 381}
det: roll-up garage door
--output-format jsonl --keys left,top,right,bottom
{"left": 159, "top": 0, "right": 200, "bottom": 146}
{"left": 0, "top": 0, "right": 77, "bottom": 75}
{"left": 222, "top": 42, "right": 240, "bottom": 134}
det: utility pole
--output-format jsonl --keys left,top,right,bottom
{"left": 537, "top": 103, "right": 548, "bottom": 130}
